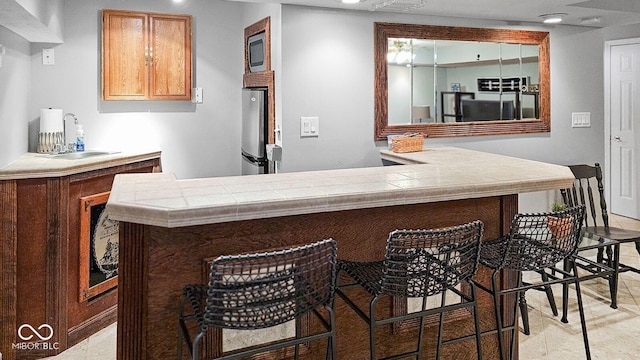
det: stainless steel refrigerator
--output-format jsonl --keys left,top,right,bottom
{"left": 241, "top": 88, "right": 269, "bottom": 175}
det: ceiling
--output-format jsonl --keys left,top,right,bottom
{"left": 243, "top": 0, "right": 640, "bottom": 28}
{"left": 0, "top": 0, "right": 63, "bottom": 43}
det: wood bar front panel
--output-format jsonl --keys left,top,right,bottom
{"left": 0, "top": 180, "right": 17, "bottom": 360}
{"left": 118, "top": 195, "right": 517, "bottom": 360}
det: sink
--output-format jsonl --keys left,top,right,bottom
{"left": 49, "top": 151, "right": 119, "bottom": 160}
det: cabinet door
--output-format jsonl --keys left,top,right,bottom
{"left": 149, "top": 14, "right": 192, "bottom": 100}
{"left": 102, "top": 10, "right": 149, "bottom": 100}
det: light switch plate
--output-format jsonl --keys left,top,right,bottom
{"left": 42, "top": 48, "right": 54, "bottom": 65}
{"left": 572, "top": 112, "right": 591, "bottom": 128}
{"left": 300, "top": 116, "right": 319, "bottom": 137}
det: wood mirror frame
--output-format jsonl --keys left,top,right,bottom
{"left": 374, "top": 22, "right": 550, "bottom": 141}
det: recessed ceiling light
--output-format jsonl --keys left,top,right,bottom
{"left": 580, "top": 16, "right": 601, "bottom": 25}
{"left": 539, "top": 13, "right": 568, "bottom": 24}
{"left": 342, "top": 0, "right": 361, "bottom": 3}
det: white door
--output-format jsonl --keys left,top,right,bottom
{"left": 607, "top": 41, "right": 640, "bottom": 219}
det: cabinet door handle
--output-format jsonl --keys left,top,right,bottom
{"left": 149, "top": 46, "right": 153, "bottom": 67}
{"left": 145, "top": 46, "right": 149, "bottom": 66}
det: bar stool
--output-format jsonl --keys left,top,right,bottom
{"left": 177, "top": 239, "right": 337, "bottom": 360}
{"left": 476, "top": 205, "right": 589, "bottom": 360}
{"left": 336, "top": 221, "right": 484, "bottom": 360}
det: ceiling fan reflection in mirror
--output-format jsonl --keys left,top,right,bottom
{"left": 387, "top": 39, "right": 416, "bottom": 64}
{"left": 371, "top": 0, "right": 426, "bottom": 12}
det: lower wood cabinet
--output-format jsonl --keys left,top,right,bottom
{"left": 0, "top": 158, "right": 160, "bottom": 360}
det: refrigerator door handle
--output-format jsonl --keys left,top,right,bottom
{"left": 242, "top": 150, "right": 267, "bottom": 165}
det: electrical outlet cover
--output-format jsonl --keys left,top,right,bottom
{"left": 42, "top": 48, "right": 54, "bottom": 65}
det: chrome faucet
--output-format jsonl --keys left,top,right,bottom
{"left": 58, "top": 113, "right": 78, "bottom": 153}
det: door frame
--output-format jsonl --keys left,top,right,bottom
{"left": 604, "top": 37, "right": 640, "bottom": 211}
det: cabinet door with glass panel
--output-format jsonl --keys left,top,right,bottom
{"left": 102, "top": 9, "right": 192, "bottom": 101}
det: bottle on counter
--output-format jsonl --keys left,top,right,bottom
{"left": 76, "top": 124, "right": 85, "bottom": 152}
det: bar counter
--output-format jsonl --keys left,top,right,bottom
{"left": 0, "top": 149, "right": 161, "bottom": 180}
{"left": 107, "top": 147, "right": 574, "bottom": 360}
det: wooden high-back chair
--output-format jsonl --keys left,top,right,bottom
{"left": 561, "top": 163, "right": 640, "bottom": 271}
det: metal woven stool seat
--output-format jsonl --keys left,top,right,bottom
{"left": 178, "top": 239, "right": 337, "bottom": 360}
{"left": 339, "top": 248, "right": 460, "bottom": 298}
{"left": 336, "top": 221, "right": 484, "bottom": 360}
{"left": 479, "top": 235, "right": 568, "bottom": 271}
{"left": 476, "top": 205, "right": 590, "bottom": 360}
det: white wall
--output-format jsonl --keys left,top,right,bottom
{"left": 28, "top": 0, "right": 245, "bottom": 179}
{"left": 1, "top": 1, "right": 637, "bottom": 203}
{"left": 280, "top": 6, "right": 607, "bottom": 174}
{"left": 277, "top": 6, "right": 615, "bottom": 211}
{"left": 0, "top": 26, "right": 31, "bottom": 168}
{"left": 280, "top": 8, "right": 378, "bottom": 171}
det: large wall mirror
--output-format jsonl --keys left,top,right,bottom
{"left": 374, "top": 22, "right": 550, "bottom": 140}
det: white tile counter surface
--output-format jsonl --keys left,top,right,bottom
{"left": 106, "top": 147, "right": 574, "bottom": 228}
{"left": 0, "top": 150, "right": 161, "bottom": 180}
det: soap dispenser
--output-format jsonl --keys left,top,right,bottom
{"left": 76, "top": 124, "right": 85, "bottom": 152}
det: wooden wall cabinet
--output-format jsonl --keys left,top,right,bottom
{"left": 102, "top": 9, "right": 192, "bottom": 101}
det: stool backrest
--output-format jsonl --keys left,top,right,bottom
{"left": 204, "top": 239, "right": 337, "bottom": 329}
{"left": 501, "top": 206, "right": 585, "bottom": 271}
{"left": 380, "top": 221, "right": 484, "bottom": 298}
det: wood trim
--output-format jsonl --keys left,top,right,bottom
{"left": 243, "top": 17, "right": 276, "bottom": 145}
{"left": 199, "top": 257, "right": 223, "bottom": 358}
{"left": 500, "top": 194, "right": 519, "bottom": 359}
{"left": 68, "top": 159, "right": 159, "bottom": 183}
{"left": 79, "top": 192, "right": 118, "bottom": 302}
{"left": 374, "top": 22, "right": 551, "bottom": 141}
{"left": 0, "top": 180, "right": 17, "bottom": 360}
{"left": 117, "top": 222, "right": 148, "bottom": 360}
{"left": 244, "top": 17, "right": 271, "bottom": 74}
{"left": 46, "top": 177, "right": 70, "bottom": 356}
{"left": 67, "top": 304, "right": 117, "bottom": 346}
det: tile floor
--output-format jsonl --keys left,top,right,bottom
{"left": 41, "top": 214, "right": 640, "bottom": 360}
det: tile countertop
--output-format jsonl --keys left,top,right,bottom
{"left": 0, "top": 149, "right": 162, "bottom": 180}
{"left": 106, "top": 147, "right": 575, "bottom": 228}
